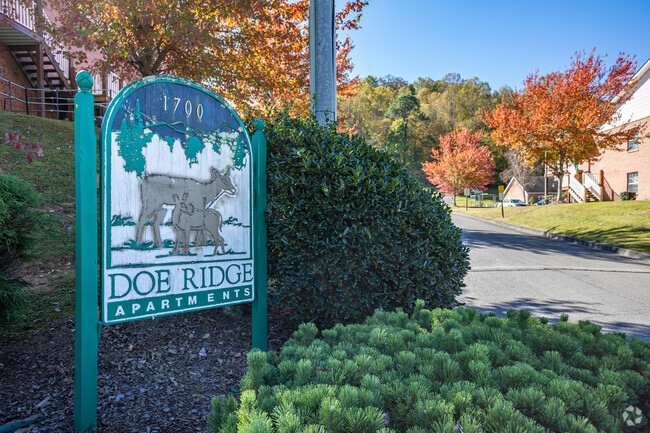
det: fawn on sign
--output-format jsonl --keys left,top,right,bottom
{"left": 101, "top": 76, "right": 255, "bottom": 324}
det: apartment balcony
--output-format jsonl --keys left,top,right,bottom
{"left": 1, "top": 0, "right": 72, "bottom": 89}
{"left": 1, "top": 0, "right": 122, "bottom": 120}
{"left": 0, "top": 0, "right": 39, "bottom": 44}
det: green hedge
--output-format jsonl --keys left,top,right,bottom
{"left": 620, "top": 191, "right": 637, "bottom": 201}
{"left": 265, "top": 115, "right": 469, "bottom": 326}
{"left": 0, "top": 173, "right": 43, "bottom": 320}
{"left": 210, "top": 302, "right": 649, "bottom": 433}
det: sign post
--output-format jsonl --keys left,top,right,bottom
{"left": 498, "top": 185, "right": 505, "bottom": 218}
{"left": 73, "top": 72, "right": 98, "bottom": 433}
{"left": 74, "top": 74, "right": 268, "bottom": 431}
{"left": 309, "top": 0, "right": 337, "bottom": 124}
{"left": 251, "top": 120, "right": 267, "bottom": 350}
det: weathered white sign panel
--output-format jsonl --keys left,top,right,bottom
{"left": 101, "top": 76, "right": 254, "bottom": 324}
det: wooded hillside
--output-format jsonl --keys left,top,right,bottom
{"left": 339, "top": 73, "right": 509, "bottom": 184}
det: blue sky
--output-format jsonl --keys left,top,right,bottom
{"left": 341, "top": 0, "right": 650, "bottom": 91}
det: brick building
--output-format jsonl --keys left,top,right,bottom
{"left": 0, "top": 0, "right": 121, "bottom": 119}
{"left": 578, "top": 59, "right": 650, "bottom": 201}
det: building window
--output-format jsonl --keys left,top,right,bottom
{"left": 627, "top": 172, "right": 638, "bottom": 193}
{"left": 628, "top": 135, "right": 639, "bottom": 151}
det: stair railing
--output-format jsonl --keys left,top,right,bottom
{"left": 91, "top": 72, "right": 121, "bottom": 96}
{"left": 1, "top": 77, "right": 115, "bottom": 120}
{"left": 583, "top": 172, "right": 601, "bottom": 201}
{"left": 564, "top": 172, "right": 586, "bottom": 203}
{"left": 546, "top": 162, "right": 605, "bottom": 203}
{"left": 0, "top": 0, "right": 34, "bottom": 31}
{"left": 2, "top": 1, "right": 71, "bottom": 82}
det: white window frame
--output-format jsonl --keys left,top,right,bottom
{"left": 628, "top": 135, "right": 639, "bottom": 151}
{"left": 627, "top": 172, "right": 639, "bottom": 193}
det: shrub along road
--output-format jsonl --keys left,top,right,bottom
{"left": 452, "top": 212, "right": 650, "bottom": 340}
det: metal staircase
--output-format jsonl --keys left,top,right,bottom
{"left": 1, "top": 0, "right": 76, "bottom": 118}
{"left": 9, "top": 44, "right": 71, "bottom": 91}
{"left": 7, "top": 45, "right": 74, "bottom": 119}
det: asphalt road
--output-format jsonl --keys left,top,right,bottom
{"left": 452, "top": 212, "right": 650, "bottom": 340}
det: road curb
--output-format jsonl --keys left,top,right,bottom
{"left": 455, "top": 211, "right": 650, "bottom": 262}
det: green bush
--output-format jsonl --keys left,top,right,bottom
{"left": 265, "top": 115, "right": 469, "bottom": 326}
{"left": 620, "top": 191, "right": 637, "bottom": 201}
{"left": 0, "top": 173, "right": 43, "bottom": 320}
{"left": 210, "top": 303, "right": 650, "bottom": 433}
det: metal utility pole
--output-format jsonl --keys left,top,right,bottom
{"left": 309, "top": 0, "right": 336, "bottom": 124}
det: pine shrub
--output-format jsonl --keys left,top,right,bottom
{"left": 0, "top": 173, "right": 43, "bottom": 320}
{"left": 210, "top": 302, "right": 650, "bottom": 433}
{"left": 264, "top": 114, "right": 469, "bottom": 326}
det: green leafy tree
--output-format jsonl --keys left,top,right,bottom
{"left": 385, "top": 94, "right": 421, "bottom": 142}
{"left": 339, "top": 76, "right": 401, "bottom": 144}
{"left": 340, "top": 74, "right": 505, "bottom": 184}
{"left": 384, "top": 94, "right": 427, "bottom": 178}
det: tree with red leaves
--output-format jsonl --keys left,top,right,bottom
{"left": 482, "top": 50, "right": 645, "bottom": 199}
{"left": 45, "top": 0, "right": 368, "bottom": 117}
{"left": 422, "top": 128, "right": 495, "bottom": 206}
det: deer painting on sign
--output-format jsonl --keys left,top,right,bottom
{"left": 171, "top": 193, "right": 226, "bottom": 256}
{"left": 136, "top": 167, "right": 236, "bottom": 247}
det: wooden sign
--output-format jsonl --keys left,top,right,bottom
{"left": 74, "top": 73, "right": 267, "bottom": 433}
{"left": 101, "top": 76, "right": 256, "bottom": 323}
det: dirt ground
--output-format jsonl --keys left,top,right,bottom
{"left": 0, "top": 262, "right": 293, "bottom": 433}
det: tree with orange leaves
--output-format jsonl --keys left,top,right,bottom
{"left": 422, "top": 128, "right": 495, "bottom": 206}
{"left": 482, "top": 50, "right": 644, "bottom": 199}
{"left": 45, "top": 0, "right": 367, "bottom": 117}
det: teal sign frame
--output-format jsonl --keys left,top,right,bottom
{"left": 101, "top": 75, "right": 258, "bottom": 323}
{"left": 73, "top": 73, "right": 267, "bottom": 432}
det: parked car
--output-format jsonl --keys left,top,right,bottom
{"left": 502, "top": 198, "right": 529, "bottom": 207}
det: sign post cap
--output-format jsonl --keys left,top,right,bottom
{"left": 76, "top": 71, "right": 94, "bottom": 91}
{"left": 254, "top": 119, "right": 265, "bottom": 133}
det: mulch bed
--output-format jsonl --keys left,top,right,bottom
{"left": 0, "top": 303, "right": 293, "bottom": 432}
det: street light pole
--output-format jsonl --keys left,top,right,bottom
{"left": 309, "top": 0, "right": 337, "bottom": 125}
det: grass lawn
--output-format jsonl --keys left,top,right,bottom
{"left": 1, "top": 111, "right": 79, "bottom": 257}
{"left": 454, "top": 200, "right": 650, "bottom": 254}
{"left": 1, "top": 111, "right": 77, "bottom": 338}
{"left": 451, "top": 195, "right": 498, "bottom": 208}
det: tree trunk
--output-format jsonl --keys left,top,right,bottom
{"left": 554, "top": 156, "right": 566, "bottom": 201}
{"left": 555, "top": 172, "right": 563, "bottom": 201}
{"left": 403, "top": 118, "right": 408, "bottom": 142}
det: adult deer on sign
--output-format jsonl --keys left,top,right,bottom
{"left": 136, "top": 167, "right": 235, "bottom": 247}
